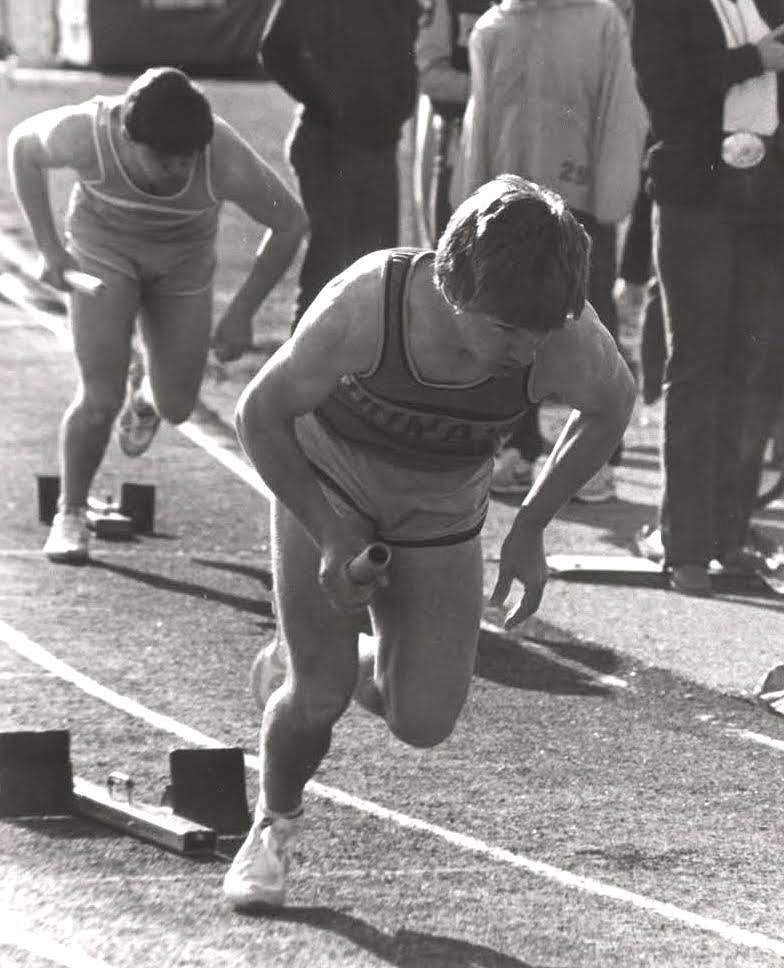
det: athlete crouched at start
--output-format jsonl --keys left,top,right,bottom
{"left": 8, "top": 67, "right": 307, "bottom": 563}
{"left": 224, "top": 175, "right": 636, "bottom": 909}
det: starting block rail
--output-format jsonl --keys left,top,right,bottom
{"left": 0, "top": 730, "right": 250, "bottom": 858}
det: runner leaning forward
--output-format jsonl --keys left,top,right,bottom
{"left": 223, "top": 175, "right": 636, "bottom": 910}
{"left": 8, "top": 66, "right": 307, "bottom": 562}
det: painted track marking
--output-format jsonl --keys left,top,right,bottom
{"left": 2, "top": 618, "right": 784, "bottom": 958}
{"left": 0, "top": 916, "right": 113, "bottom": 968}
{"left": 5, "top": 255, "right": 784, "bottom": 958}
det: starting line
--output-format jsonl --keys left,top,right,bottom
{"left": 2, "top": 616, "right": 784, "bottom": 959}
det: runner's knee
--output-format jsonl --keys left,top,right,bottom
{"left": 149, "top": 390, "right": 196, "bottom": 425}
{"left": 76, "top": 385, "right": 125, "bottom": 426}
{"left": 385, "top": 701, "right": 460, "bottom": 749}
{"left": 286, "top": 666, "right": 355, "bottom": 730}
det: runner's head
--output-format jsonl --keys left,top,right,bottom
{"left": 121, "top": 67, "right": 213, "bottom": 155}
{"left": 434, "top": 175, "right": 590, "bottom": 333}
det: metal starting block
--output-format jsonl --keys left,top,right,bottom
{"left": 36, "top": 476, "right": 156, "bottom": 537}
{"left": 86, "top": 496, "right": 134, "bottom": 540}
{"left": 0, "top": 730, "right": 250, "bottom": 857}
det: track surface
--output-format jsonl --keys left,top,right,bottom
{"left": 2, "top": 70, "right": 784, "bottom": 968}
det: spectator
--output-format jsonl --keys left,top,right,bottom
{"left": 260, "top": 0, "right": 420, "bottom": 330}
{"left": 633, "top": 0, "right": 784, "bottom": 595}
{"left": 615, "top": 160, "right": 667, "bottom": 411}
{"left": 416, "top": 0, "right": 547, "bottom": 495}
{"left": 453, "top": 0, "right": 648, "bottom": 502}
{"left": 415, "top": 0, "right": 492, "bottom": 245}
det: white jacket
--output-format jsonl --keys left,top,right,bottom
{"left": 452, "top": 0, "right": 648, "bottom": 223}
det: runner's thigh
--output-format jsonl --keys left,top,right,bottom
{"left": 370, "top": 537, "right": 484, "bottom": 744}
{"left": 69, "top": 271, "right": 140, "bottom": 406}
{"left": 272, "top": 499, "right": 373, "bottom": 705}
{"left": 138, "top": 288, "right": 212, "bottom": 420}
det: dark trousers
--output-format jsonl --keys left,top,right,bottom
{"left": 654, "top": 202, "right": 784, "bottom": 565}
{"left": 287, "top": 115, "right": 400, "bottom": 328}
{"left": 640, "top": 277, "right": 666, "bottom": 405}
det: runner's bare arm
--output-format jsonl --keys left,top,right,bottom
{"left": 8, "top": 106, "right": 96, "bottom": 278}
{"left": 210, "top": 117, "right": 308, "bottom": 360}
{"left": 523, "top": 303, "right": 636, "bottom": 522}
{"left": 235, "top": 255, "right": 383, "bottom": 554}
{"left": 491, "top": 304, "right": 636, "bottom": 625}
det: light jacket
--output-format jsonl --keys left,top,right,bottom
{"left": 452, "top": 0, "right": 649, "bottom": 223}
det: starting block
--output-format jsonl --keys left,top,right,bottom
{"left": 36, "top": 476, "right": 156, "bottom": 537}
{"left": 0, "top": 730, "right": 250, "bottom": 857}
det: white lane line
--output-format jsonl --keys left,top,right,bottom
{"left": 728, "top": 727, "right": 784, "bottom": 753}
{"left": 2, "top": 617, "right": 784, "bottom": 958}
{"left": 176, "top": 421, "right": 272, "bottom": 501}
{"left": 0, "top": 919, "right": 113, "bottom": 968}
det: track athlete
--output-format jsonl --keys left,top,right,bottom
{"left": 223, "top": 175, "right": 636, "bottom": 909}
{"left": 8, "top": 67, "right": 307, "bottom": 562}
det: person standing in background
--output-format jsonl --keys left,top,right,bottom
{"left": 417, "top": 0, "right": 549, "bottom": 496}
{"left": 259, "top": 0, "right": 420, "bottom": 331}
{"left": 415, "top": 0, "right": 492, "bottom": 245}
{"left": 452, "top": 0, "right": 648, "bottom": 502}
{"left": 633, "top": 0, "right": 784, "bottom": 595}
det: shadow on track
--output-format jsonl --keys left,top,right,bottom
{"left": 88, "top": 558, "right": 274, "bottom": 617}
{"left": 476, "top": 615, "right": 622, "bottom": 696}
{"left": 256, "top": 906, "right": 559, "bottom": 967}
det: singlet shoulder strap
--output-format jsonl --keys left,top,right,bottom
{"left": 378, "top": 247, "right": 431, "bottom": 375}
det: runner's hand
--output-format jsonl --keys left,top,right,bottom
{"left": 318, "top": 535, "right": 390, "bottom": 613}
{"left": 758, "top": 25, "right": 784, "bottom": 72}
{"left": 211, "top": 304, "right": 253, "bottom": 363}
{"left": 37, "top": 248, "right": 80, "bottom": 293}
{"left": 490, "top": 513, "right": 547, "bottom": 628}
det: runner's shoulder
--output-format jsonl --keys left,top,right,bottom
{"left": 12, "top": 100, "right": 97, "bottom": 168}
{"left": 295, "top": 251, "right": 390, "bottom": 372}
{"left": 534, "top": 301, "right": 621, "bottom": 392}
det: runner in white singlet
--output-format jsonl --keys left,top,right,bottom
{"left": 8, "top": 67, "right": 307, "bottom": 562}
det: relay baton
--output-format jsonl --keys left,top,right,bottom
{"left": 347, "top": 543, "right": 391, "bottom": 583}
{"left": 62, "top": 269, "right": 106, "bottom": 296}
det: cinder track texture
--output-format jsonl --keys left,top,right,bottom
{"left": 3, "top": 269, "right": 784, "bottom": 967}
{"left": 1, "top": 71, "right": 784, "bottom": 968}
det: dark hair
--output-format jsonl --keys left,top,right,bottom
{"left": 121, "top": 67, "right": 213, "bottom": 155}
{"left": 434, "top": 175, "right": 590, "bottom": 332}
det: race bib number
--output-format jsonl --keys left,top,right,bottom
{"left": 559, "top": 160, "right": 591, "bottom": 187}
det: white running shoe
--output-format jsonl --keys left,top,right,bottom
{"left": 490, "top": 447, "right": 534, "bottom": 495}
{"left": 43, "top": 509, "right": 89, "bottom": 563}
{"left": 250, "top": 637, "right": 288, "bottom": 711}
{"left": 222, "top": 809, "right": 302, "bottom": 910}
{"left": 118, "top": 392, "right": 161, "bottom": 457}
{"left": 573, "top": 465, "right": 617, "bottom": 504}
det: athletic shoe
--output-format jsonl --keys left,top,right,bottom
{"left": 490, "top": 447, "right": 534, "bottom": 494}
{"left": 250, "top": 637, "right": 287, "bottom": 711}
{"left": 573, "top": 465, "right": 617, "bottom": 503}
{"left": 669, "top": 563, "right": 712, "bottom": 597}
{"left": 754, "top": 663, "right": 784, "bottom": 716}
{"left": 635, "top": 524, "right": 664, "bottom": 562}
{"left": 720, "top": 545, "right": 769, "bottom": 575}
{"left": 222, "top": 809, "right": 303, "bottom": 910}
{"left": 43, "top": 509, "right": 89, "bottom": 563}
{"left": 118, "top": 392, "right": 161, "bottom": 457}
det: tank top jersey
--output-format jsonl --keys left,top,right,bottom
{"left": 314, "top": 248, "right": 534, "bottom": 471}
{"left": 66, "top": 96, "right": 219, "bottom": 245}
